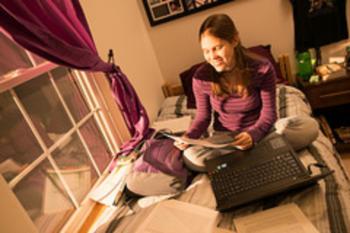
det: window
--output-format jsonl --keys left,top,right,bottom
{"left": 0, "top": 31, "right": 32, "bottom": 76}
{"left": 0, "top": 30, "right": 123, "bottom": 232}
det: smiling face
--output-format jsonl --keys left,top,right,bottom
{"left": 200, "top": 30, "right": 237, "bottom": 73}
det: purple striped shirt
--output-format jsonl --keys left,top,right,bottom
{"left": 186, "top": 57, "right": 277, "bottom": 143}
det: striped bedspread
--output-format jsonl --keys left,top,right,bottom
{"left": 97, "top": 84, "right": 350, "bottom": 233}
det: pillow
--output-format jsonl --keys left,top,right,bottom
{"left": 179, "top": 62, "right": 205, "bottom": 109}
{"left": 248, "top": 45, "right": 287, "bottom": 84}
{"left": 179, "top": 45, "right": 286, "bottom": 109}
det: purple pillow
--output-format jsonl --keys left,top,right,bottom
{"left": 142, "top": 138, "right": 188, "bottom": 178}
{"left": 248, "top": 45, "right": 287, "bottom": 85}
{"left": 179, "top": 62, "right": 205, "bottom": 109}
{"left": 179, "top": 45, "right": 286, "bottom": 109}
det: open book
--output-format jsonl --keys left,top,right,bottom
{"left": 234, "top": 203, "right": 320, "bottom": 233}
{"left": 163, "top": 132, "right": 242, "bottom": 149}
{"left": 135, "top": 200, "right": 219, "bottom": 233}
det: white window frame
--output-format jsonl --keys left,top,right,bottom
{"left": 0, "top": 29, "right": 132, "bottom": 232}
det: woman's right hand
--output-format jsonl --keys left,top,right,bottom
{"left": 232, "top": 132, "right": 253, "bottom": 150}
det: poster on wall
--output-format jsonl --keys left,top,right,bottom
{"left": 142, "top": 0, "right": 234, "bottom": 26}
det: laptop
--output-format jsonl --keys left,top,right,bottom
{"left": 205, "top": 133, "right": 333, "bottom": 212}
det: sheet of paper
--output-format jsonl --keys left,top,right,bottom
{"left": 135, "top": 200, "right": 219, "bottom": 233}
{"left": 163, "top": 133, "right": 242, "bottom": 149}
{"left": 89, "top": 163, "right": 132, "bottom": 206}
{"left": 234, "top": 203, "right": 320, "bottom": 233}
{"left": 151, "top": 116, "right": 192, "bottom": 133}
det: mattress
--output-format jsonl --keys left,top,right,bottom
{"left": 96, "top": 84, "right": 350, "bottom": 233}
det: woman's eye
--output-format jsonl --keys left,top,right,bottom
{"left": 214, "top": 45, "right": 222, "bottom": 51}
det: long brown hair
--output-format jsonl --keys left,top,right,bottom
{"left": 199, "top": 14, "right": 251, "bottom": 97}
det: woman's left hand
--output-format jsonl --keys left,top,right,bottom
{"left": 232, "top": 132, "right": 253, "bottom": 150}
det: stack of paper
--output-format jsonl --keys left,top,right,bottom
{"left": 135, "top": 200, "right": 219, "bottom": 233}
{"left": 89, "top": 163, "right": 132, "bottom": 206}
{"left": 163, "top": 132, "right": 242, "bottom": 149}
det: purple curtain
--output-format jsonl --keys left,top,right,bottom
{"left": 0, "top": 0, "right": 153, "bottom": 168}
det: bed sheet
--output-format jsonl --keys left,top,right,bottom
{"left": 97, "top": 84, "right": 350, "bottom": 233}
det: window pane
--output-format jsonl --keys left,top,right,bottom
{"left": 0, "top": 91, "right": 43, "bottom": 182}
{"left": 0, "top": 32, "right": 32, "bottom": 77}
{"left": 14, "top": 73, "right": 72, "bottom": 147}
{"left": 13, "top": 159, "right": 75, "bottom": 233}
{"left": 51, "top": 133, "right": 98, "bottom": 203}
{"left": 81, "top": 118, "right": 111, "bottom": 172}
{"left": 51, "top": 67, "right": 89, "bottom": 122}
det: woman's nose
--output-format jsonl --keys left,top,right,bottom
{"left": 209, "top": 51, "right": 218, "bottom": 60}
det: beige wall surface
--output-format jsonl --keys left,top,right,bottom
{"left": 145, "top": 0, "right": 293, "bottom": 84}
{"left": 80, "top": 0, "right": 165, "bottom": 122}
{"left": 81, "top": 0, "right": 350, "bottom": 120}
{"left": 143, "top": 0, "right": 350, "bottom": 84}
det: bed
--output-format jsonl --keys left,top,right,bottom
{"left": 96, "top": 48, "right": 350, "bottom": 233}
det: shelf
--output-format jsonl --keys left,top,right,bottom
{"left": 298, "top": 72, "right": 350, "bottom": 153}
{"left": 297, "top": 73, "right": 350, "bottom": 110}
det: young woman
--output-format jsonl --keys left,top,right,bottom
{"left": 126, "top": 14, "right": 319, "bottom": 196}
{"left": 178, "top": 14, "right": 319, "bottom": 171}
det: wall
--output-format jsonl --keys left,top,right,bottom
{"left": 143, "top": 0, "right": 350, "bottom": 84}
{"left": 80, "top": 0, "right": 350, "bottom": 121}
{"left": 0, "top": 176, "right": 38, "bottom": 233}
{"left": 80, "top": 0, "right": 165, "bottom": 122}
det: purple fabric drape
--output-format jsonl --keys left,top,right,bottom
{"left": 0, "top": 0, "right": 152, "bottom": 169}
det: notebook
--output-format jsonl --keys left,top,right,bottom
{"left": 205, "top": 133, "right": 333, "bottom": 212}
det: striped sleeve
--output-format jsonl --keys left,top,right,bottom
{"left": 246, "top": 62, "right": 277, "bottom": 142}
{"left": 185, "top": 78, "right": 212, "bottom": 139}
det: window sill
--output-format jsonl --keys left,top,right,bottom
{"left": 0, "top": 62, "right": 57, "bottom": 92}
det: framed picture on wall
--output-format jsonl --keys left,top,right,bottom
{"left": 142, "top": 0, "right": 234, "bottom": 26}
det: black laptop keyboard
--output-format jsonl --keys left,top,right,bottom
{"left": 209, "top": 152, "right": 303, "bottom": 201}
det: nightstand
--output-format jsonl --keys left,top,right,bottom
{"left": 298, "top": 72, "right": 350, "bottom": 152}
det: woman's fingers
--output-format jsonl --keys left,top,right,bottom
{"left": 232, "top": 132, "right": 253, "bottom": 150}
{"left": 174, "top": 140, "right": 189, "bottom": 150}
